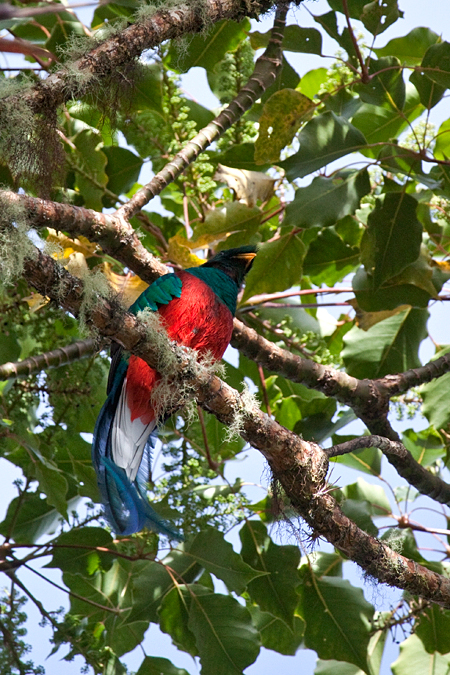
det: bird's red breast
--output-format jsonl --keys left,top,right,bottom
{"left": 126, "top": 270, "right": 234, "bottom": 423}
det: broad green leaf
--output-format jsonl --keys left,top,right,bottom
{"left": 186, "top": 528, "right": 265, "bottom": 594}
{"left": 342, "top": 307, "right": 428, "bottom": 379}
{"left": 210, "top": 142, "right": 271, "bottom": 172}
{"left": 131, "top": 63, "right": 164, "bottom": 113}
{"left": 351, "top": 84, "right": 423, "bottom": 152}
{"left": 128, "top": 551, "right": 200, "bottom": 624}
{"left": 158, "top": 586, "right": 198, "bottom": 657}
{"left": 340, "top": 478, "right": 391, "bottom": 515}
{"left": 136, "top": 656, "right": 191, "bottom": 675}
{"left": 73, "top": 129, "right": 108, "bottom": 211}
{"left": 167, "top": 19, "right": 250, "bottom": 73}
{"left": 374, "top": 27, "right": 440, "bottom": 65}
{"left": 239, "top": 521, "right": 300, "bottom": 627}
{"left": 409, "top": 42, "right": 450, "bottom": 109}
{"left": 298, "top": 574, "right": 374, "bottom": 674}
{"left": 434, "top": 119, "right": 450, "bottom": 161}
{"left": 188, "top": 588, "right": 261, "bottom": 675}
{"left": 402, "top": 428, "right": 446, "bottom": 466}
{"left": 316, "top": 619, "right": 387, "bottom": 675}
{"left": 360, "top": 0, "right": 402, "bottom": 35}
{"left": 250, "top": 25, "right": 322, "bottom": 54}
{"left": 360, "top": 193, "right": 422, "bottom": 289}
{"left": 184, "top": 100, "right": 214, "bottom": 129}
{"left": 415, "top": 605, "right": 450, "bottom": 654}
{"left": 297, "top": 67, "right": 328, "bottom": 99}
{"left": 242, "top": 232, "right": 306, "bottom": 301}
{"left": 421, "top": 348, "right": 450, "bottom": 430}
{"left": 0, "top": 489, "right": 79, "bottom": 543}
{"left": 313, "top": 11, "right": 358, "bottom": 63}
{"left": 248, "top": 606, "right": 304, "bottom": 655}
{"left": 284, "top": 170, "right": 371, "bottom": 229}
{"left": 255, "top": 89, "right": 315, "bottom": 164}
{"left": 303, "top": 227, "right": 360, "bottom": 285}
{"left": 45, "top": 527, "right": 114, "bottom": 575}
{"left": 280, "top": 112, "right": 367, "bottom": 180}
{"left": 315, "top": 661, "right": 363, "bottom": 675}
{"left": 353, "top": 260, "right": 436, "bottom": 313}
{"left": 392, "top": 634, "right": 450, "bottom": 675}
{"left": 0, "top": 333, "right": 21, "bottom": 364}
{"left": 356, "top": 57, "right": 405, "bottom": 109}
{"left": 34, "top": 462, "right": 69, "bottom": 518}
{"left": 103, "top": 146, "right": 143, "bottom": 200}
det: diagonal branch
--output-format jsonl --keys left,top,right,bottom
{"left": 116, "top": 2, "right": 288, "bottom": 220}
{"left": 0, "top": 339, "right": 97, "bottom": 380}
{"left": 327, "top": 435, "right": 450, "bottom": 506}
{"left": 17, "top": 243, "right": 450, "bottom": 608}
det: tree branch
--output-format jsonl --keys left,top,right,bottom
{"left": 16, "top": 244, "right": 450, "bottom": 608}
{"left": 116, "top": 2, "right": 288, "bottom": 219}
{"left": 5, "top": 0, "right": 288, "bottom": 117}
{"left": 0, "top": 338, "right": 97, "bottom": 380}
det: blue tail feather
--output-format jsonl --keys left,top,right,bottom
{"left": 92, "top": 359, "right": 183, "bottom": 540}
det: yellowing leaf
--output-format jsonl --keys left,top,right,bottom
{"left": 167, "top": 235, "right": 204, "bottom": 268}
{"left": 255, "top": 88, "right": 315, "bottom": 164}
{"left": 46, "top": 229, "right": 98, "bottom": 259}
{"left": 349, "top": 299, "right": 411, "bottom": 331}
{"left": 432, "top": 259, "right": 450, "bottom": 273}
{"left": 214, "top": 164, "right": 275, "bottom": 207}
{"left": 23, "top": 292, "right": 50, "bottom": 312}
{"left": 102, "top": 263, "right": 148, "bottom": 308}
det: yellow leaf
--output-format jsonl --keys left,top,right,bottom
{"left": 23, "top": 292, "right": 50, "bottom": 312}
{"left": 167, "top": 235, "right": 204, "bottom": 268}
{"left": 102, "top": 263, "right": 148, "bottom": 308}
{"left": 46, "top": 228, "right": 98, "bottom": 259}
{"left": 432, "top": 259, "right": 450, "bottom": 274}
{"left": 349, "top": 299, "right": 411, "bottom": 331}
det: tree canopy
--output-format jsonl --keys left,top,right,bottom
{"left": 1, "top": 0, "right": 450, "bottom": 673}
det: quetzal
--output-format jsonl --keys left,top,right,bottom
{"left": 92, "top": 245, "right": 256, "bottom": 540}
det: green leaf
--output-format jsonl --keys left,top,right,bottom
{"left": 434, "top": 118, "right": 450, "bottom": 161}
{"left": 248, "top": 606, "right": 304, "bottom": 655}
{"left": 0, "top": 490, "right": 79, "bottom": 543}
{"left": 128, "top": 551, "right": 201, "bottom": 624}
{"left": 360, "top": 193, "right": 422, "bottom": 288}
{"left": 210, "top": 143, "right": 271, "bottom": 172}
{"left": 242, "top": 232, "right": 306, "bottom": 301}
{"left": 0, "top": 333, "right": 21, "bottom": 364}
{"left": 158, "top": 586, "right": 198, "bottom": 657}
{"left": 415, "top": 605, "right": 450, "bottom": 654}
{"left": 303, "top": 228, "right": 359, "bottom": 285}
{"left": 45, "top": 527, "right": 114, "bottom": 575}
{"left": 136, "top": 656, "right": 191, "bottom": 675}
{"left": 356, "top": 57, "right": 405, "bottom": 109}
{"left": 402, "top": 428, "right": 446, "bottom": 466}
{"left": 298, "top": 574, "right": 374, "bottom": 674}
{"left": 284, "top": 170, "right": 371, "bottom": 229}
{"left": 421, "top": 348, "right": 450, "bottom": 430}
{"left": 298, "top": 67, "right": 328, "bottom": 99}
{"left": 250, "top": 25, "right": 322, "bottom": 54}
{"left": 392, "top": 634, "right": 450, "bottom": 675}
{"left": 261, "top": 55, "right": 301, "bottom": 104}
{"left": 280, "top": 112, "right": 367, "bottom": 180}
{"left": 103, "top": 146, "right": 143, "bottom": 202}
{"left": 359, "top": 0, "right": 402, "bottom": 35}
{"left": 188, "top": 588, "right": 261, "bottom": 675}
{"left": 195, "top": 201, "right": 261, "bottom": 250}
{"left": 73, "top": 129, "right": 108, "bottom": 211}
{"left": 340, "top": 478, "right": 391, "bottom": 515}
{"left": 167, "top": 19, "right": 250, "bottom": 73}
{"left": 186, "top": 528, "right": 265, "bottom": 594}
{"left": 342, "top": 307, "right": 429, "bottom": 379}
{"left": 131, "top": 63, "right": 164, "bottom": 113}
{"left": 351, "top": 84, "right": 423, "bottom": 151}
{"left": 409, "top": 42, "right": 450, "bottom": 109}
{"left": 34, "top": 462, "right": 69, "bottom": 518}
{"left": 255, "top": 89, "right": 315, "bottom": 164}
{"left": 239, "top": 521, "right": 300, "bottom": 627}
{"left": 374, "top": 27, "right": 440, "bottom": 65}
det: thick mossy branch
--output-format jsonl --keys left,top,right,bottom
{"left": 3, "top": 0, "right": 288, "bottom": 118}
{"left": 16, "top": 242, "right": 450, "bottom": 608}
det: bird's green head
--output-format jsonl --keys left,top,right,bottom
{"left": 201, "top": 245, "right": 257, "bottom": 288}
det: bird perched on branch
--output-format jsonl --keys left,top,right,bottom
{"left": 92, "top": 245, "right": 257, "bottom": 540}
